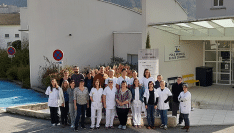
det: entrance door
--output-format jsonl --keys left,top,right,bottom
{"left": 204, "top": 41, "right": 231, "bottom": 85}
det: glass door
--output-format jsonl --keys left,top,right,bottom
{"left": 204, "top": 41, "right": 232, "bottom": 85}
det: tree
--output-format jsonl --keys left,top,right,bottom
{"left": 146, "top": 32, "right": 151, "bottom": 49}
{"left": 12, "top": 40, "right": 21, "bottom": 50}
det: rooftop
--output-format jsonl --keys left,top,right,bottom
{"left": 0, "top": 13, "right": 20, "bottom": 25}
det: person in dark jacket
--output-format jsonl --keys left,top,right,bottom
{"left": 154, "top": 75, "right": 167, "bottom": 89}
{"left": 172, "top": 77, "right": 184, "bottom": 124}
{"left": 130, "top": 78, "right": 145, "bottom": 128}
{"left": 84, "top": 71, "right": 93, "bottom": 117}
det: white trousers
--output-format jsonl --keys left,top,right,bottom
{"left": 91, "top": 108, "right": 102, "bottom": 128}
{"left": 105, "top": 109, "right": 116, "bottom": 127}
{"left": 132, "top": 105, "right": 142, "bottom": 125}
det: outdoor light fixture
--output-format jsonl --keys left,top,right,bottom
{"left": 69, "top": 34, "right": 72, "bottom": 36}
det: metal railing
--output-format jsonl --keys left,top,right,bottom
{"left": 98, "top": 0, "right": 142, "bottom": 14}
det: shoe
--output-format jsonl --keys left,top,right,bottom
{"left": 138, "top": 125, "right": 142, "bottom": 128}
{"left": 164, "top": 125, "right": 167, "bottom": 130}
{"left": 118, "top": 125, "right": 122, "bottom": 129}
{"left": 181, "top": 126, "right": 187, "bottom": 129}
{"left": 81, "top": 125, "right": 86, "bottom": 129}
{"left": 96, "top": 127, "right": 100, "bottom": 129}
{"left": 186, "top": 126, "right": 190, "bottom": 132}
{"left": 52, "top": 124, "right": 56, "bottom": 126}
{"left": 160, "top": 124, "right": 164, "bottom": 129}
{"left": 90, "top": 127, "right": 94, "bottom": 130}
{"left": 74, "top": 128, "right": 78, "bottom": 132}
{"left": 122, "top": 125, "right": 126, "bottom": 130}
{"left": 134, "top": 125, "right": 138, "bottom": 128}
{"left": 109, "top": 126, "right": 114, "bottom": 129}
{"left": 55, "top": 123, "right": 60, "bottom": 126}
{"left": 61, "top": 124, "right": 65, "bottom": 128}
{"left": 105, "top": 126, "right": 109, "bottom": 130}
{"left": 146, "top": 126, "right": 151, "bottom": 129}
{"left": 151, "top": 126, "right": 155, "bottom": 129}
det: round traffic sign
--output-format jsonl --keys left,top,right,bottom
{"left": 7, "top": 47, "right": 16, "bottom": 55}
{"left": 53, "top": 49, "right": 64, "bottom": 61}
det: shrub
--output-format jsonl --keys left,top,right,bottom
{"left": 12, "top": 40, "right": 21, "bottom": 51}
{"left": 17, "top": 65, "right": 30, "bottom": 88}
{"left": 6, "top": 66, "right": 18, "bottom": 80}
{"left": 22, "top": 77, "right": 30, "bottom": 88}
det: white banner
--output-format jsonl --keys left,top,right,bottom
{"left": 138, "top": 49, "right": 159, "bottom": 80}
{"left": 165, "top": 45, "right": 188, "bottom": 61}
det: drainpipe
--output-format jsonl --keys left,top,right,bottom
{"left": 112, "top": 32, "right": 115, "bottom": 62}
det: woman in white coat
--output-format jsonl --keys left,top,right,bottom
{"left": 89, "top": 79, "right": 103, "bottom": 130}
{"left": 178, "top": 84, "right": 191, "bottom": 132}
{"left": 157, "top": 80, "right": 172, "bottom": 130}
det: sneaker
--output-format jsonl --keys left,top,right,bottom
{"left": 52, "top": 124, "right": 56, "bottom": 126}
{"left": 151, "top": 126, "right": 155, "bottom": 129}
{"left": 81, "top": 125, "right": 86, "bottom": 129}
{"left": 118, "top": 125, "right": 122, "bottom": 129}
{"left": 90, "top": 127, "right": 94, "bottom": 130}
{"left": 110, "top": 126, "right": 115, "bottom": 129}
{"left": 146, "top": 126, "right": 151, "bottom": 129}
{"left": 70, "top": 125, "right": 74, "bottom": 128}
{"left": 138, "top": 125, "right": 142, "bottom": 128}
{"left": 134, "top": 125, "right": 138, "bottom": 128}
{"left": 164, "top": 125, "right": 167, "bottom": 130}
{"left": 160, "top": 124, "right": 164, "bottom": 129}
{"left": 122, "top": 125, "right": 126, "bottom": 130}
{"left": 56, "top": 123, "right": 60, "bottom": 126}
{"left": 105, "top": 126, "right": 109, "bottom": 130}
{"left": 74, "top": 128, "right": 78, "bottom": 132}
{"left": 96, "top": 127, "right": 100, "bottom": 129}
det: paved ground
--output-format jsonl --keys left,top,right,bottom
{"left": 1, "top": 109, "right": 234, "bottom": 133}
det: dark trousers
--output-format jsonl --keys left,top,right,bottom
{"left": 182, "top": 114, "right": 190, "bottom": 126}
{"left": 146, "top": 104, "right": 155, "bottom": 126}
{"left": 159, "top": 110, "right": 168, "bottom": 125}
{"left": 116, "top": 108, "right": 129, "bottom": 126}
{"left": 86, "top": 100, "right": 91, "bottom": 117}
{"left": 60, "top": 102, "right": 69, "bottom": 125}
{"left": 49, "top": 107, "right": 59, "bottom": 124}
{"left": 172, "top": 102, "right": 183, "bottom": 123}
{"left": 75, "top": 104, "right": 87, "bottom": 129}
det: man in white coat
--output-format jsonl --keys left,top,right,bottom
{"left": 178, "top": 84, "right": 191, "bottom": 132}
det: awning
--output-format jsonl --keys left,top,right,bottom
{"left": 149, "top": 16, "right": 234, "bottom": 40}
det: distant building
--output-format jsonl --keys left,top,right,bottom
{"left": 0, "top": 3, "right": 20, "bottom": 14}
{"left": 196, "top": 0, "right": 234, "bottom": 18}
{"left": 0, "top": 13, "right": 21, "bottom": 48}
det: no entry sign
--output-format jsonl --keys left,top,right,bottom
{"left": 53, "top": 49, "right": 64, "bottom": 61}
{"left": 7, "top": 47, "right": 16, "bottom": 55}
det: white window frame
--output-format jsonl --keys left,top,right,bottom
{"left": 15, "top": 34, "right": 19, "bottom": 38}
{"left": 213, "top": 0, "right": 223, "bottom": 7}
{"left": 5, "top": 34, "right": 9, "bottom": 38}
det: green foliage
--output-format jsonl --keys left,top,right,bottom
{"left": 146, "top": 32, "right": 151, "bottom": 49}
{"left": 12, "top": 40, "right": 21, "bottom": 51}
{"left": 0, "top": 49, "right": 11, "bottom": 78}
{"left": 6, "top": 66, "right": 18, "bottom": 80}
{"left": 17, "top": 65, "right": 30, "bottom": 88}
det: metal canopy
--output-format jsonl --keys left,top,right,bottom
{"left": 149, "top": 16, "right": 234, "bottom": 40}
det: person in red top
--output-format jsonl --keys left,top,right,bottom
{"left": 93, "top": 66, "right": 108, "bottom": 88}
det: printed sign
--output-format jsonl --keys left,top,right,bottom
{"left": 7, "top": 47, "right": 16, "bottom": 55}
{"left": 165, "top": 45, "right": 188, "bottom": 61}
{"left": 53, "top": 49, "right": 64, "bottom": 61}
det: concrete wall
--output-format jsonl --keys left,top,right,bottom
{"left": 113, "top": 32, "right": 142, "bottom": 62}
{"left": 148, "top": 27, "right": 203, "bottom": 81}
{"left": 0, "top": 25, "right": 21, "bottom": 48}
{"left": 20, "top": 7, "right": 28, "bottom": 42}
{"left": 196, "top": 0, "right": 234, "bottom": 19}
{"left": 28, "top": 0, "right": 142, "bottom": 87}
{"left": 142, "top": 0, "right": 188, "bottom": 49}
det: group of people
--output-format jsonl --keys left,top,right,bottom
{"left": 45, "top": 66, "right": 191, "bottom": 132}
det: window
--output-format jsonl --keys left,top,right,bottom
{"left": 15, "top": 34, "right": 19, "bottom": 38}
{"left": 5, "top": 34, "right": 9, "bottom": 38}
{"left": 214, "top": 0, "right": 223, "bottom": 6}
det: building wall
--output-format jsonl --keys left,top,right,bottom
{"left": 27, "top": 0, "right": 142, "bottom": 87}
{"left": 113, "top": 32, "right": 142, "bottom": 62}
{"left": 0, "top": 25, "right": 21, "bottom": 48}
{"left": 196, "top": 0, "right": 234, "bottom": 18}
{"left": 148, "top": 27, "right": 203, "bottom": 81}
{"left": 142, "top": 0, "right": 188, "bottom": 49}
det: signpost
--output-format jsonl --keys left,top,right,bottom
{"left": 7, "top": 46, "right": 16, "bottom": 65}
{"left": 53, "top": 49, "right": 64, "bottom": 72}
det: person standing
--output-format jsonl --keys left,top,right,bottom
{"left": 60, "top": 80, "right": 70, "bottom": 128}
{"left": 103, "top": 79, "right": 117, "bottom": 129}
{"left": 154, "top": 75, "right": 167, "bottom": 89}
{"left": 89, "top": 79, "right": 103, "bottom": 129}
{"left": 129, "top": 71, "right": 138, "bottom": 87}
{"left": 105, "top": 69, "right": 118, "bottom": 87}
{"left": 178, "top": 84, "right": 191, "bottom": 132}
{"left": 157, "top": 81, "right": 172, "bottom": 130}
{"left": 84, "top": 71, "right": 93, "bottom": 117}
{"left": 74, "top": 79, "right": 89, "bottom": 131}
{"left": 59, "top": 70, "right": 71, "bottom": 86}
{"left": 71, "top": 66, "right": 84, "bottom": 87}
{"left": 67, "top": 80, "right": 76, "bottom": 128}
{"left": 172, "top": 77, "right": 184, "bottom": 124}
{"left": 93, "top": 66, "right": 108, "bottom": 88}
{"left": 140, "top": 69, "right": 155, "bottom": 91}
{"left": 45, "top": 79, "right": 64, "bottom": 126}
{"left": 115, "top": 81, "right": 132, "bottom": 130}
{"left": 130, "top": 78, "right": 144, "bottom": 128}
{"left": 143, "top": 81, "right": 159, "bottom": 129}
{"left": 116, "top": 68, "right": 130, "bottom": 89}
